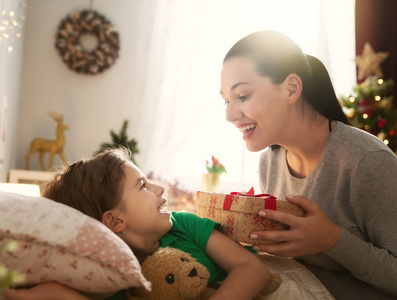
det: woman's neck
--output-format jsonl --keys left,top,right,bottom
{"left": 284, "top": 117, "right": 332, "bottom": 178}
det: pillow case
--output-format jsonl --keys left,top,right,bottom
{"left": 0, "top": 191, "right": 150, "bottom": 294}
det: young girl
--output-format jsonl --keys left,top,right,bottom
{"left": 4, "top": 148, "right": 271, "bottom": 300}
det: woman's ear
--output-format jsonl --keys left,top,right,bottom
{"left": 102, "top": 210, "right": 126, "bottom": 233}
{"left": 284, "top": 73, "right": 303, "bottom": 105}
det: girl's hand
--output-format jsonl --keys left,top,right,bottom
{"left": 206, "top": 229, "right": 271, "bottom": 300}
{"left": 250, "top": 195, "right": 342, "bottom": 257}
{"left": 2, "top": 282, "right": 91, "bottom": 300}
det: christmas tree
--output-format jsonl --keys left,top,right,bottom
{"left": 94, "top": 120, "right": 139, "bottom": 164}
{"left": 340, "top": 43, "right": 396, "bottom": 152}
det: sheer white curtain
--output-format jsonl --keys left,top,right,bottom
{"left": 131, "top": 0, "right": 356, "bottom": 192}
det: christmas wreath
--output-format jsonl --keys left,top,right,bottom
{"left": 55, "top": 10, "right": 120, "bottom": 75}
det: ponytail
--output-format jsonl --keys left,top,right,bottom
{"left": 305, "top": 54, "right": 350, "bottom": 124}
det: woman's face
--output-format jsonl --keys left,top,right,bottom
{"left": 220, "top": 57, "right": 290, "bottom": 151}
{"left": 118, "top": 162, "right": 172, "bottom": 245}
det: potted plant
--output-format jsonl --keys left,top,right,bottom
{"left": 203, "top": 156, "right": 226, "bottom": 192}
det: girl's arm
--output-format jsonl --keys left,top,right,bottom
{"left": 205, "top": 229, "right": 271, "bottom": 300}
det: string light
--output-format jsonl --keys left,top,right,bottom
{"left": 346, "top": 108, "right": 355, "bottom": 118}
{"left": 0, "top": 0, "right": 27, "bottom": 53}
{"left": 341, "top": 45, "right": 396, "bottom": 152}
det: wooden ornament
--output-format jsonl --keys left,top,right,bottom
{"left": 26, "top": 112, "right": 69, "bottom": 171}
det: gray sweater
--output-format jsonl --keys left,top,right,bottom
{"left": 259, "top": 121, "right": 397, "bottom": 298}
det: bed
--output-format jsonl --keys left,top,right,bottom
{"left": 0, "top": 191, "right": 335, "bottom": 299}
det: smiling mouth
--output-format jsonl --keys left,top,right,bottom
{"left": 158, "top": 199, "right": 168, "bottom": 212}
{"left": 239, "top": 123, "right": 257, "bottom": 136}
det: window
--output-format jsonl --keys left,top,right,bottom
{"left": 134, "top": 0, "right": 356, "bottom": 193}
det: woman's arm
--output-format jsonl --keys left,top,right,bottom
{"left": 326, "top": 151, "right": 397, "bottom": 295}
{"left": 205, "top": 229, "right": 271, "bottom": 300}
{"left": 2, "top": 282, "right": 92, "bottom": 300}
{"left": 250, "top": 152, "right": 397, "bottom": 295}
{"left": 1, "top": 282, "right": 117, "bottom": 300}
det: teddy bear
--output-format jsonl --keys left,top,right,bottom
{"left": 128, "top": 247, "right": 281, "bottom": 300}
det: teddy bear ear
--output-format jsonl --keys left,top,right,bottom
{"left": 137, "top": 247, "right": 212, "bottom": 300}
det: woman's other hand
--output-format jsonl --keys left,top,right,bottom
{"left": 2, "top": 282, "right": 91, "bottom": 300}
{"left": 250, "top": 195, "right": 342, "bottom": 257}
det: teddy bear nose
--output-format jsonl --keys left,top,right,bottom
{"left": 188, "top": 267, "right": 198, "bottom": 277}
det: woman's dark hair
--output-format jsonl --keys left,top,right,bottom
{"left": 43, "top": 148, "right": 130, "bottom": 221}
{"left": 224, "top": 30, "right": 349, "bottom": 124}
{"left": 305, "top": 54, "right": 350, "bottom": 124}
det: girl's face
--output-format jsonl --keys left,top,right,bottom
{"left": 118, "top": 162, "right": 172, "bottom": 245}
{"left": 220, "top": 57, "right": 291, "bottom": 151}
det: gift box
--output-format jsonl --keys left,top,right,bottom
{"left": 195, "top": 188, "right": 305, "bottom": 245}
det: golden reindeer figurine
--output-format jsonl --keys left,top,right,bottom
{"left": 26, "top": 112, "right": 69, "bottom": 171}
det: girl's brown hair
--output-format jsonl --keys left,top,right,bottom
{"left": 44, "top": 148, "right": 153, "bottom": 263}
{"left": 43, "top": 148, "right": 130, "bottom": 221}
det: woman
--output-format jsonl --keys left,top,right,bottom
{"left": 220, "top": 30, "right": 397, "bottom": 299}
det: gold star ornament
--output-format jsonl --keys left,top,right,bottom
{"left": 355, "top": 42, "right": 389, "bottom": 81}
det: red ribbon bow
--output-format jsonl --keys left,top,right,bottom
{"left": 223, "top": 187, "right": 277, "bottom": 210}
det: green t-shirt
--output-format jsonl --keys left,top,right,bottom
{"left": 106, "top": 211, "right": 227, "bottom": 300}
{"left": 160, "top": 211, "right": 227, "bottom": 284}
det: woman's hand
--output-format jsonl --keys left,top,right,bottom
{"left": 2, "top": 282, "right": 91, "bottom": 300}
{"left": 250, "top": 195, "right": 342, "bottom": 257}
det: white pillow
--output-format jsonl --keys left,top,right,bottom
{"left": 0, "top": 191, "right": 150, "bottom": 294}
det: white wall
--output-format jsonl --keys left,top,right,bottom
{"left": 17, "top": 0, "right": 143, "bottom": 171}
{"left": 14, "top": 0, "right": 357, "bottom": 181}
{"left": 0, "top": 0, "right": 26, "bottom": 182}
